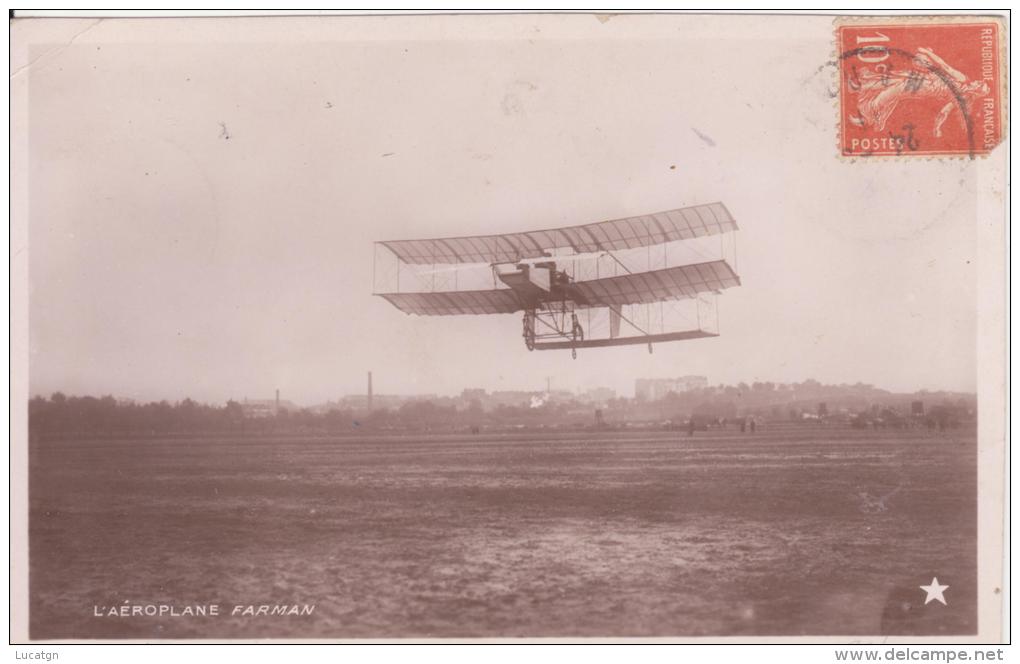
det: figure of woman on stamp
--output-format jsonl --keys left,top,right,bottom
{"left": 847, "top": 46, "right": 990, "bottom": 138}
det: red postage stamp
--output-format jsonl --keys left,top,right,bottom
{"left": 837, "top": 19, "right": 1004, "bottom": 157}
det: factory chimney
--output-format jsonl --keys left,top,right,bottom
{"left": 275, "top": 388, "right": 280, "bottom": 414}
{"left": 367, "top": 371, "right": 373, "bottom": 412}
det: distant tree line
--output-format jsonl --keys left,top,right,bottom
{"left": 27, "top": 392, "right": 588, "bottom": 438}
{"left": 28, "top": 381, "right": 977, "bottom": 439}
{"left": 616, "top": 380, "right": 976, "bottom": 425}
{"left": 29, "top": 393, "right": 245, "bottom": 437}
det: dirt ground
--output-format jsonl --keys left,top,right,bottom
{"left": 28, "top": 426, "right": 977, "bottom": 640}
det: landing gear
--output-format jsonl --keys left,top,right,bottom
{"left": 522, "top": 306, "right": 585, "bottom": 356}
{"left": 523, "top": 311, "right": 536, "bottom": 351}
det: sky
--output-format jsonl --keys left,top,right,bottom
{"left": 16, "top": 14, "right": 992, "bottom": 405}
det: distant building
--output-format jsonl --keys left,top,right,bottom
{"left": 546, "top": 389, "right": 574, "bottom": 403}
{"left": 241, "top": 397, "right": 301, "bottom": 418}
{"left": 635, "top": 376, "right": 708, "bottom": 400}
{"left": 487, "top": 391, "right": 537, "bottom": 408}
{"left": 339, "top": 394, "right": 437, "bottom": 412}
{"left": 305, "top": 400, "right": 342, "bottom": 415}
{"left": 577, "top": 387, "right": 616, "bottom": 404}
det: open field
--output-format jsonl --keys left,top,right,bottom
{"left": 29, "top": 427, "right": 976, "bottom": 639}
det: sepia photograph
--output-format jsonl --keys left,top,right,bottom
{"left": 9, "top": 11, "right": 1008, "bottom": 645}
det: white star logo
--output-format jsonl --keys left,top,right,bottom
{"left": 920, "top": 577, "right": 949, "bottom": 605}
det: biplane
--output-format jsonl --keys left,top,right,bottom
{"left": 373, "top": 202, "right": 740, "bottom": 358}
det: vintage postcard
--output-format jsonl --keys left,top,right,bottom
{"left": 9, "top": 12, "right": 1008, "bottom": 644}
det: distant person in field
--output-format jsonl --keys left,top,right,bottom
{"left": 740, "top": 418, "right": 746, "bottom": 433}
{"left": 750, "top": 418, "right": 757, "bottom": 434}
{"left": 847, "top": 46, "right": 990, "bottom": 138}
{"left": 688, "top": 418, "right": 695, "bottom": 437}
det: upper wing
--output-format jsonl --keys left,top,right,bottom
{"left": 379, "top": 202, "right": 737, "bottom": 265}
{"left": 568, "top": 260, "right": 740, "bottom": 307}
{"left": 376, "top": 289, "right": 525, "bottom": 316}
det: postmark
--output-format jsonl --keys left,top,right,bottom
{"left": 837, "top": 19, "right": 1004, "bottom": 157}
